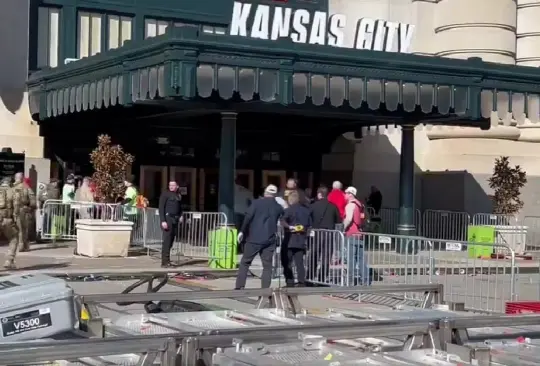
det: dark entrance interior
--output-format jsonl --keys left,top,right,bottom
{"left": 40, "top": 109, "right": 343, "bottom": 211}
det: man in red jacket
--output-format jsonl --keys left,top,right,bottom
{"left": 327, "top": 181, "right": 347, "bottom": 219}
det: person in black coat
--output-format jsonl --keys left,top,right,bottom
{"left": 307, "top": 186, "right": 342, "bottom": 283}
{"left": 280, "top": 191, "right": 312, "bottom": 287}
{"left": 235, "top": 184, "right": 284, "bottom": 289}
{"left": 158, "top": 181, "right": 183, "bottom": 267}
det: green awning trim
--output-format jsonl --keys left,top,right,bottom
{"left": 28, "top": 27, "right": 540, "bottom": 122}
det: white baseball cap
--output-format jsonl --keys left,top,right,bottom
{"left": 345, "top": 186, "right": 357, "bottom": 196}
{"left": 265, "top": 184, "right": 278, "bottom": 195}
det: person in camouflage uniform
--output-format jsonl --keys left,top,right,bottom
{"left": 0, "top": 176, "right": 19, "bottom": 269}
{"left": 13, "top": 172, "right": 37, "bottom": 252}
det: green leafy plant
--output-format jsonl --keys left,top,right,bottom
{"left": 488, "top": 156, "right": 527, "bottom": 215}
{"left": 90, "top": 135, "right": 134, "bottom": 203}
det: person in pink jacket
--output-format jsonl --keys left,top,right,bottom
{"left": 343, "top": 186, "right": 371, "bottom": 285}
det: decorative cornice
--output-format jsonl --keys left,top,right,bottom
{"left": 435, "top": 23, "right": 516, "bottom": 34}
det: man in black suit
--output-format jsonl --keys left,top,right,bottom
{"left": 159, "top": 180, "right": 183, "bottom": 267}
{"left": 235, "top": 184, "right": 284, "bottom": 289}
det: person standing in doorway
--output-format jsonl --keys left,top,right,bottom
{"left": 328, "top": 181, "right": 347, "bottom": 220}
{"left": 280, "top": 191, "right": 311, "bottom": 287}
{"left": 308, "top": 186, "right": 342, "bottom": 283}
{"left": 235, "top": 184, "right": 284, "bottom": 289}
{"left": 159, "top": 180, "right": 183, "bottom": 267}
{"left": 38, "top": 178, "right": 60, "bottom": 238}
{"left": 366, "top": 185, "right": 383, "bottom": 215}
{"left": 343, "top": 186, "right": 371, "bottom": 285}
{"left": 122, "top": 176, "right": 138, "bottom": 221}
{"left": 13, "top": 172, "right": 36, "bottom": 252}
{"left": 62, "top": 174, "right": 76, "bottom": 236}
{"left": 75, "top": 177, "right": 94, "bottom": 219}
{"left": 280, "top": 178, "right": 309, "bottom": 206}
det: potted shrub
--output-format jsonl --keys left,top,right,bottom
{"left": 75, "top": 135, "right": 136, "bottom": 257}
{"left": 487, "top": 156, "right": 528, "bottom": 254}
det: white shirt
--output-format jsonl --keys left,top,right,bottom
{"left": 62, "top": 184, "right": 75, "bottom": 203}
{"left": 234, "top": 184, "right": 253, "bottom": 214}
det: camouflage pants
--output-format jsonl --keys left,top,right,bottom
{"left": 2, "top": 217, "right": 19, "bottom": 262}
{"left": 16, "top": 213, "right": 29, "bottom": 251}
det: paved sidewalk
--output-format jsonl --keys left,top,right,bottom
{"left": 0, "top": 242, "right": 225, "bottom": 275}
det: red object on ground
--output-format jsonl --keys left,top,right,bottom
{"left": 505, "top": 301, "right": 540, "bottom": 314}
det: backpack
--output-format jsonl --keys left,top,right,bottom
{"left": 0, "top": 189, "right": 6, "bottom": 210}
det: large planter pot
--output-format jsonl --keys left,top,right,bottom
{"left": 494, "top": 225, "right": 528, "bottom": 255}
{"left": 75, "top": 219, "right": 133, "bottom": 258}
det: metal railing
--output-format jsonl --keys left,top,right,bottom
{"left": 4, "top": 283, "right": 540, "bottom": 366}
{"left": 36, "top": 201, "right": 531, "bottom": 253}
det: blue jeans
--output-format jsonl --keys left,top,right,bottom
{"left": 343, "top": 237, "right": 371, "bottom": 286}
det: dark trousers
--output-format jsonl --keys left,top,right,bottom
{"left": 307, "top": 234, "right": 331, "bottom": 283}
{"left": 281, "top": 247, "right": 306, "bottom": 286}
{"left": 235, "top": 242, "right": 275, "bottom": 289}
{"left": 161, "top": 219, "right": 178, "bottom": 265}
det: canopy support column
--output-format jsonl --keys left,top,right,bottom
{"left": 397, "top": 125, "right": 416, "bottom": 238}
{"left": 218, "top": 112, "right": 237, "bottom": 224}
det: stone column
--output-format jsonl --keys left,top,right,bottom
{"left": 397, "top": 125, "right": 416, "bottom": 237}
{"left": 218, "top": 112, "right": 237, "bottom": 223}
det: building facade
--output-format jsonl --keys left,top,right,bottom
{"left": 3, "top": 0, "right": 540, "bottom": 216}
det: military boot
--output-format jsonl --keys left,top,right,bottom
{"left": 3, "top": 260, "right": 15, "bottom": 269}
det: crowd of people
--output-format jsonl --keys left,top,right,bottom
{"left": 234, "top": 178, "right": 383, "bottom": 289}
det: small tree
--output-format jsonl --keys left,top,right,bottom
{"left": 90, "top": 135, "right": 134, "bottom": 203}
{"left": 488, "top": 156, "right": 527, "bottom": 215}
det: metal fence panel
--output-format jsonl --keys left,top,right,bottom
{"left": 39, "top": 200, "right": 120, "bottom": 241}
{"left": 304, "top": 229, "right": 346, "bottom": 287}
{"left": 424, "top": 237, "right": 516, "bottom": 313}
{"left": 421, "top": 210, "right": 469, "bottom": 242}
{"left": 176, "top": 212, "right": 229, "bottom": 259}
{"left": 524, "top": 216, "right": 540, "bottom": 253}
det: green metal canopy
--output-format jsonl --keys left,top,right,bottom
{"left": 28, "top": 27, "right": 540, "bottom": 127}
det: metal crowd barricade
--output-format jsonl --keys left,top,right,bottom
{"left": 39, "top": 199, "right": 120, "bottom": 241}
{"left": 472, "top": 213, "right": 518, "bottom": 227}
{"left": 424, "top": 237, "right": 516, "bottom": 313}
{"left": 365, "top": 207, "right": 422, "bottom": 235}
{"left": 524, "top": 215, "right": 540, "bottom": 253}
{"left": 421, "top": 209, "right": 469, "bottom": 242}
{"left": 304, "top": 229, "right": 347, "bottom": 286}
{"left": 175, "top": 211, "right": 229, "bottom": 261}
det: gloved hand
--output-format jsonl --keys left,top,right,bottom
{"left": 237, "top": 232, "right": 244, "bottom": 243}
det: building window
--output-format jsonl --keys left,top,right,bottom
{"left": 108, "top": 15, "right": 132, "bottom": 50}
{"left": 146, "top": 19, "right": 200, "bottom": 38}
{"left": 145, "top": 18, "right": 169, "bottom": 38}
{"left": 37, "top": 7, "right": 60, "bottom": 68}
{"left": 202, "top": 26, "right": 226, "bottom": 35}
{"left": 78, "top": 12, "right": 102, "bottom": 58}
